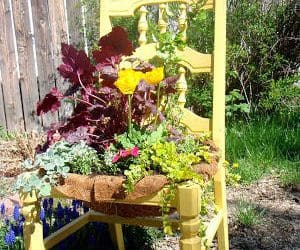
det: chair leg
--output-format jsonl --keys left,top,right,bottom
{"left": 20, "top": 191, "right": 45, "bottom": 250}
{"left": 108, "top": 223, "right": 125, "bottom": 250}
{"left": 214, "top": 166, "right": 229, "bottom": 250}
{"left": 177, "top": 184, "right": 204, "bottom": 250}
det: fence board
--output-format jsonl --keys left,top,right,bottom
{"left": 12, "top": 0, "right": 41, "bottom": 131}
{"left": 0, "top": 0, "right": 24, "bottom": 131}
{"left": 31, "top": 0, "right": 58, "bottom": 128}
{"left": 67, "top": 0, "right": 84, "bottom": 48}
{"left": 0, "top": 0, "right": 87, "bottom": 131}
{"left": 0, "top": 70, "right": 7, "bottom": 129}
{"left": 48, "top": 0, "right": 72, "bottom": 121}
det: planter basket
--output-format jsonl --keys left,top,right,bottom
{"left": 53, "top": 141, "right": 219, "bottom": 217}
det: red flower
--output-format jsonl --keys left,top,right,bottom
{"left": 120, "top": 149, "right": 129, "bottom": 157}
{"left": 112, "top": 154, "right": 120, "bottom": 163}
{"left": 112, "top": 146, "right": 139, "bottom": 163}
{"left": 131, "top": 146, "right": 139, "bottom": 157}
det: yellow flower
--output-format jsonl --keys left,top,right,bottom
{"left": 115, "top": 69, "right": 143, "bottom": 94}
{"left": 232, "top": 163, "right": 239, "bottom": 168}
{"left": 223, "top": 160, "right": 229, "bottom": 168}
{"left": 144, "top": 67, "right": 164, "bottom": 85}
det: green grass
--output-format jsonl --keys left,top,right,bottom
{"left": 236, "top": 200, "right": 263, "bottom": 227}
{"left": 226, "top": 116, "right": 300, "bottom": 185}
{"left": 0, "top": 125, "right": 15, "bottom": 140}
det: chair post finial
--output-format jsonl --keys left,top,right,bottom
{"left": 177, "top": 67, "right": 187, "bottom": 108}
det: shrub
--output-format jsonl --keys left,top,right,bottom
{"left": 187, "top": 0, "right": 299, "bottom": 117}
{"left": 259, "top": 74, "right": 300, "bottom": 119}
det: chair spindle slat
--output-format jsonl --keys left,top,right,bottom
{"left": 158, "top": 4, "right": 167, "bottom": 33}
{"left": 179, "top": 4, "right": 187, "bottom": 42}
{"left": 138, "top": 6, "right": 148, "bottom": 46}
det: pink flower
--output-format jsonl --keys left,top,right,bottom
{"left": 112, "top": 146, "right": 139, "bottom": 163}
{"left": 120, "top": 149, "right": 130, "bottom": 157}
{"left": 112, "top": 154, "right": 120, "bottom": 163}
{"left": 130, "top": 146, "right": 139, "bottom": 157}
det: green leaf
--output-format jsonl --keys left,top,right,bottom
{"left": 39, "top": 183, "right": 52, "bottom": 197}
{"left": 21, "top": 159, "right": 34, "bottom": 169}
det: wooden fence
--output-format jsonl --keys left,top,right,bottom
{"left": 0, "top": 0, "right": 87, "bottom": 132}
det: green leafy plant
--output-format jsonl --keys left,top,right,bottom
{"left": 236, "top": 201, "right": 263, "bottom": 227}
{"left": 122, "top": 137, "right": 213, "bottom": 234}
{"left": 225, "top": 89, "right": 250, "bottom": 118}
{"left": 153, "top": 31, "right": 186, "bottom": 76}
{"left": 224, "top": 161, "right": 241, "bottom": 186}
{"left": 16, "top": 141, "right": 101, "bottom": 197}
{"left": 0, "top": 126, "right": 15, "bottom": 140}
{"left": 259, "top": 75, "right": 300, "bottom": 118}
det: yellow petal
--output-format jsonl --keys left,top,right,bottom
{"left": 115, "top": 69, "right": 143, "bottom": 94}
{"left": 144, "top": 67, "right": 164, "bottom": 85}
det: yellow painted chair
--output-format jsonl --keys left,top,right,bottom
{"left": 20, "top": 0, "right": 228, "bottom": 249}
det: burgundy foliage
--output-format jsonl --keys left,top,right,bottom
{"left": 36, "top": 27, "right": 178, "bottom": 152}
{"left": 98, "top": 26, "right": 134, "bottom": 58}
{"left": 58, "top": 43, "right": 96, "bottom": 86}
{"left": 93, "top": 27, "right": 134, "bottom": 87}
{"left": 37, "top": 88, "right": 63, "bottom": 116}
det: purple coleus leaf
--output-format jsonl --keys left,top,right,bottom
{"left": 58, "top": 43, "right": 96, "bottom": 86}
{"left": 132, "top": 81, "right": 158, "bottom": 124}
{"left": 63, "top": 84, "right": 80, "bottom": 96}
{"left": 95, "top": 57, "right": 119, "bottom": 87}
{"left": 134, "top": 61, "right": 155, "bottom": 73}
{"left": 37, "top": 28, "right": 143, "bottom": 151}
{"left": 93, "top": 27, "right": 134, "bottom": 86}
{"left": 161, "top": 75, "right": 179, "bottom": 94}
{"left": 135, "top": 80, "right": 155, "bottom": 93}
{"left": 44, "top": 112, "right": 92, "bottom": 146}
{"left": 93, "top": 26, "right": 134, "bottom": 65}
{"left": 64, "top": 126, "right": 92, "bottom": 144}
{"left": 61, "top": 112, "right": 91, "bottom": 133}
{"left": 37, "top": 87, "right": 63, "bottom": 116}
{"left": 98, "top": 26, "right": 134, "bottom": 57}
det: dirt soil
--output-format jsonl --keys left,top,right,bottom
{"left": 0, "top": 137, "right": 299, "bottom": 250}
{"left": 226, "top": 176, "right": 300, "bottom": 250}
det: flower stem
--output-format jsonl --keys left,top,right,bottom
{"left": 66, "top": 96, "right": 93, "bottom": 107}
{"left": 128, "top": 94, "right": 132, "bottom": 137}
{"left": 77, "top": 72, "right": 106, "bottom": 104}
{"left": 154, "top": 83, "right": 161, "bottom": 127}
